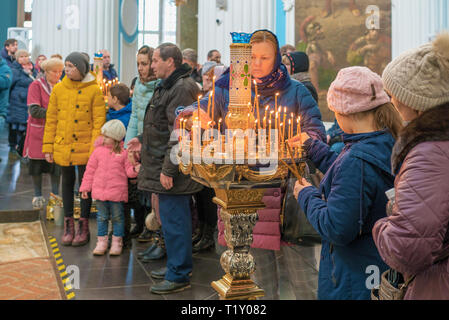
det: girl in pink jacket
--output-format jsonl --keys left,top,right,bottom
{"left": 80, "top": 120, "right": 140, "bottom": 256}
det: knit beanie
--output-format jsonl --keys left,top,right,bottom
{"left": 327, "top": 66, "right": 390, "bottom": 115}
{"left": 284, "top": 52, "right": 309, "bottom": 74}
{"left": 65, "top": 52, "right": 90, "bottom": 78}
{"left": 101, "top": 120, "right": 126, "bottom": 142}
{"left": 382, "top": 33, "right": 449, "bottom": 112}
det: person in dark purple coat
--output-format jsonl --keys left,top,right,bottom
{"left": 373, "top": 33, "right": 449, "bottom": 300}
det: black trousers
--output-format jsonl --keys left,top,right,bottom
{"left": 8, "top": 125, "right": 26, "bottom": 150}
{"left": 194, "top": 187, "right": 217, "bottom": 227}
{"left": 61, "top": 165, "right": 92, "bottom": 218}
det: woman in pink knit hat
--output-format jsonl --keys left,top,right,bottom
{"left": 290, "top": 66, "right": 403, "bottom": 299}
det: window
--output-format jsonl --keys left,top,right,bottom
{"left": 138, "top": 0, "right": 177, "bottom": 49}
{"left": 24, "top": 0, "right": 33, "bottom": 28}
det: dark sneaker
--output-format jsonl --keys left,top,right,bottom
{"left": 140, "top": 246, "right": 166, "bottom": 262}
{"left": 150, "top": 267, "right": 168, "bottom": 279}
{"left": 137, "top": 227, "right": 153, "bottom": 243}
{"left": 137, "top": 242, "right": 158, "bottom": 259}
{"left": 151, "top": 267, "right": 192, "bottom": 280}
{"left": 150, "top": 280, "right": 190, "bottom": 295}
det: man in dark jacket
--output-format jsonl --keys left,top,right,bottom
{"left": 1, "top": 39, "right": 18, "bottom": 68}
{"left": 127, "top": 43, "right": 203, "bottom": 294}
{"left": 182, "top": 48, "right": 202, "bottom": 85}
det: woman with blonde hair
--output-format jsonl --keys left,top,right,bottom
{"left": 24, "top": 58, "right": 64, "bottom": 209}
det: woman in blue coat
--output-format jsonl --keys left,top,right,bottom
{"left": 293, "top": 67, "right": 403, "bottom": 299}
{"left": 7, "top": 50, "right": 37, "bottom": 158}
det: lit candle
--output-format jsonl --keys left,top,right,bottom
{"left": 288, "top": 119, "right": 292, "bottom": 141}
{"left": 180, "top": 117, "right": 184, "bottom": 141}
{"left": 268, "top": 120, "right": 272, "bottom": 153}
{"left": 296, "top": 116, "right": 301, "bottom": 157}
{"left": 282, "top": 107, "right": 287, "bottom": 144}
{"left": 253, "top": 81, "right": 258, "bottom": 113}
{"left": 269, "top": 110, "right": 274, "bottom": 129}
{"left": 275, "top": 111, "right": 278, "bottom": 134}
{"left": 275, "top": 92, "right": 279, "bottom": 112}
{"left": 218, "top": 118, "right": 222, "bottom": 135}
{"left": 197, "top": 95, "right": 203, "bottom": 125}
{"left": 290, "top": 113, "right": 294, "bottom": 139}
{"left": 212, "top": 76, "right": 216, "bottom": 123}
{"left": 280, "top": 122, "right": 284, "bottom": 154}
{"left": 264, "top": 106, "right": 269, "bottom": 129}
{"left": 207, "top": 91, "right": 212, "bottom": 120}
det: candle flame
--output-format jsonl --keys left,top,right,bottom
{"left": 265, "top": 106, "right": 269, "bottom": 111}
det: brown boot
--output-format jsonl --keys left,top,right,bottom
{"left": 61, "top": 217, "right": 75, "bottom": 246}
{"left": 72, "top": 218, "right": 90, "bottom": 247}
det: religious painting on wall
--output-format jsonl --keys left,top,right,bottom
{"left": 295, "top": 0, "right": 392, "bottom": 121}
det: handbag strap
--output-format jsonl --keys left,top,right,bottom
{"left": 399, "top": 275, "right": 416, "bottom": 290}
{"left": 399, "top": 243, "right": 449, "bottom": 291}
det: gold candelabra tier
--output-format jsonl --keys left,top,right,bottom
{"left": 178, "top": 33, "right": 307, "bottom": 300}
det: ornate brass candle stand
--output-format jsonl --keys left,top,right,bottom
{"left": 179, "top": 32, "right": 306, "bottom": 300}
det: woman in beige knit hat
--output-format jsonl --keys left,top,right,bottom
{"left": 372, "top": 33, "right": 449, "bottom": 300}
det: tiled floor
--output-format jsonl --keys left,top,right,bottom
{"left": 0, "top": 126, "right": 321, "bottom": 300}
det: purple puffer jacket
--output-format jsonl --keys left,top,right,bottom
{"left": 373, "top": 104, "right": 449, "bottom": 300}
{"left": 218, "top": 188, "right": 283, "bottom": 251}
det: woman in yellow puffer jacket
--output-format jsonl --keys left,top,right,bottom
{"left": 43, "top": 52, "right": 106, "bottom": 247}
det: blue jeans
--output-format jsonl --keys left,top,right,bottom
{"left": 96, "top": 201, "right": 125, "bottom": 237}
{"left": 159, "top": 194, "right": 192, "bottom": 283}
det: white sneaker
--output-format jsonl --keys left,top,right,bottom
{"left": 32, "top": 196, "right": 46, "bottom": 209}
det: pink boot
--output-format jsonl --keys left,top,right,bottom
{"left": 93, "top": 236, "right": 109, "bottom": 256}
{"left": 61, "top": 217, "right": 75, "bottom": 246}
{"left": 109, "top": 236, "right": 123, "bottom": 256}
{"left": 72, "top": 218, "right": 90, "bottom": 247}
